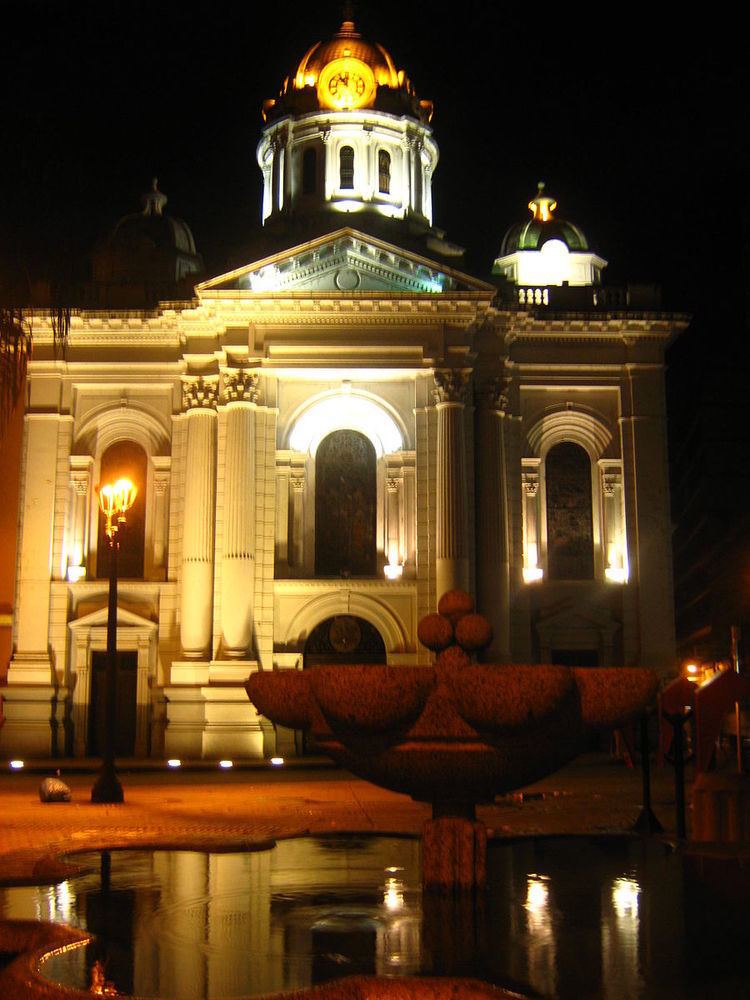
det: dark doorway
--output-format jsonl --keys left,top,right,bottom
{"left": 304, "top": 616, "right": 386, "bottom": 667}
{"left": 315, "top": 430, "right": 377, "bottom": 576}
{"left": 551, "top": 649, "right": 599, "bottom": 667}
{"left": 88, "top": 651, "right": 138, "bottom": 756}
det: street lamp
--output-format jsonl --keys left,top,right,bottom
{"left": 91, "top": 477, "right": 137, "bottom": 803}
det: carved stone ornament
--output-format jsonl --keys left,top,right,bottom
{"left": 222, "top": 369, "right": 260, "bottom": 404}
{"left": 522, "top": 472, "right": 539, "bottom": 497}
{"left": 479, "top": 374, "right": 510, "bottom": 412}
{"left": 433, "top": 369, "right": 471, "bottom": 405}
{"left": 602, "top": 471, "right": 622, "bottom": 498}
{"left": 182, "top": 375, "right": 219, "bottom": 411}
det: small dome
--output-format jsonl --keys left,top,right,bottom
{"left": 263, "top": 18, "right": 431, "bottom": 123}
{"left": 92, "top": 179, "right": 203, "bottom": 305}
{"left": 500, "top": 183, "right": 590, "bottom": 256}
{"left": 111, "top": 179, "right": 197, "bottom": 256}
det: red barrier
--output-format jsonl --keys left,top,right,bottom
{"left": 694, "top": 670, "right": 750, "bottom": 773}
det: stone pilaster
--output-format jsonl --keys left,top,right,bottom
{"left": 476, "top": 377, "right": 512, "bottom": 659}
{"left": 220, "top": 370, "right": 259, "bottom": 657}
{"left": 151, "top": 457, "right": 171, "bottom": 578}
{"left": 289, "top": 471, "right": 305, "bottom": 571}
{"left": 180, "top": 376, "right": 218, "bottom": 659}
{"left": 66, "top": 456, "right": 93, "bottom": 578}
{"left": 433, "top": 369, "right": 470, "bottom": 599}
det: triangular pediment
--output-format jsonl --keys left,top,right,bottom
{"left": 197, "top": 228, "right": 494, "bottom": 296}
{"left": 70, "top": 606, "right": 157, "bottom": 632}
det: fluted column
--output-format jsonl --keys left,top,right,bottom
{"left": 220, "top": 370, "right": 258, "bottom": 657}
{"left": 180, "top": 376, "right": 218, "bottom": 659}
{"left": 434, "top": 369, "right": 470, "bottom": 600}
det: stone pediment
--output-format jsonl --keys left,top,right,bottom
{"left": 197, "top": 228, "right": 494, "bottom": 296}
{"left": 69, "top": 606, "right": 157, "bottom": 632}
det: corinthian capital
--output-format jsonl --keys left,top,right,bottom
{"left": 181, "top": 375, "right": 219, "bottom": 411}
{"left": 222, "top": 369, "right": 260, "bottom": 404}
{"left": 433, "top": 369, "right": 471, "bottom": 405}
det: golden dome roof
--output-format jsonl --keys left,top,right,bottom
{"left": 293, "top": 20, "right": 401, "bottom": 93}
{"left": 263, "top": 18, "right": 431, "bottom": 123}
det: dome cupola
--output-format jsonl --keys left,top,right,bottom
{"left": 494, "top": 183, "right": 607, "bottom": 288}
{"left": 92, "top": 179, "right": 204, "bottom": 306}
{"left": 257, "top": 16, "right": 438, "bottom": 231}
{"left": 263, "top": 18, "right": 432, "bottom": 123}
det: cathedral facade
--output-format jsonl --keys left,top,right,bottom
{"left": 0, "top": 19, "right": 684, "bottom": 760}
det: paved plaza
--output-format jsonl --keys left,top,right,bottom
{"left": 0, "top": 754, "right": 680, "bottom": 883}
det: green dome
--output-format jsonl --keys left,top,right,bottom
{"left": 500, "top": 183, "right": 590, "bottom": 255}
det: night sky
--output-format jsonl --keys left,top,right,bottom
{"left": 0, "top": 2, "right": 745, "bottom": 354}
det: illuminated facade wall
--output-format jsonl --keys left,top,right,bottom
{"left": 0, "top": 245, "right": 682, "bottom": 759}
{"left": 0, "top": 17, "right": 684, "bottom": 760}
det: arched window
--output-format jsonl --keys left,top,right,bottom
{"left": 97, "top": 440, "right": 147, "bottom": 579}
{"left": 315, "top": 430, "right": 376, "bottom": 576}
{"left": 339, "top": 146, "right": 354, "bottom": 189}
{"left": 302, "top": 146, "right": 317, "bottom": 195}
{"left": 378, "top": 149, "right": 391, "bottom": 194}
{"left": 545, "top": 442, "right": 594, "bottom": 580}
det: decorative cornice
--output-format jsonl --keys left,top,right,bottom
{"left": 181, "top": 375, "right": 219, "bottom": 411}
{"left": 433, "top": 369, "right": 471, "bottom": 405}
{"left": 221, "top": 369, "right": 260, "bottom": 404}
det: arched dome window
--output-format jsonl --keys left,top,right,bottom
{"left": 315, "top": 430, "right": 376, "bottom": 576}
{"left": 302, "top": 146, "right": 317, "bottom": 195}
{"left": 545, "top": 442, "right": 594, "bottom": 580}
{"left": 378, "top": 149, "right": 391, "bottom": 194}
{"left": 339, "top": 146, "right": 355, "bottom": 189}
{"left": 96, "top": 441, "right": 147, "bottom": 580}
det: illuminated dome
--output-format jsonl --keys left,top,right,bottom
{"left": 493, "top": 183, "right": 606, "bottom": 288}
{"left": 263, "top": 18, "right": 431, "bottom": 123}
{"left": 500, "top": 183, "right": 590, "bottom": 255}
{"left": 257, "top": 16, "right": 439, "bottom": 234}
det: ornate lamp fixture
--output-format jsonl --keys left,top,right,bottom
{"left": 91, "top": 477, "right": 137, "bottom": 804}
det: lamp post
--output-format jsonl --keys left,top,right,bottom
{"left": 91, "top": 478, "right": 137, "bottom": 804}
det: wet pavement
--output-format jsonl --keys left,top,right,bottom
{"left": 0, "top": 753, "right": 683, "bottom": 884}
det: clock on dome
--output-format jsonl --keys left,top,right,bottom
{"left": 318, "top": 56, "right": 376, "bottom": 110}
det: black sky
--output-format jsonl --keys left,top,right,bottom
{"left": 0, "top": 0, "right": 745, "bottom": 344}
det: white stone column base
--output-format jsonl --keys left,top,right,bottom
{"left": 0, "top": 685, "right": 66, "bottom": 757}
{"left": 163, "top": 683, "right": 263, "bottom": 760}
{"left": 7, "top": 654, "right": 54, "bottom": 685}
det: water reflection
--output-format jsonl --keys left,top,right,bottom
{"left": 1, "top": 836, "right": 749, "bottom": 999}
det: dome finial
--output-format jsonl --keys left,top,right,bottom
{"left": 337, "top": 1, "right": 359, "bottom": 37}
{"left": 529, "top": 181, "right": 557, "bottom": 223}
{"left": 143, "top": 178, "right": 167, "bottom": 217}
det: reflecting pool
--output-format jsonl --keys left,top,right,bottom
{"left": 1, "top": 835, "right": 749, "bottom": 999}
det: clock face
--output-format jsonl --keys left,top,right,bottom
{"left": 318, "top": 57, "right": 375, "bottom": 110}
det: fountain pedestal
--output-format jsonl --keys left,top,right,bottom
{"left": 423, "top": 816, "right": 486, "bottom": 891}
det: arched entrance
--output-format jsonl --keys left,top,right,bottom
{"left": 304, "top": 615, "right": 386, "bottom": 667}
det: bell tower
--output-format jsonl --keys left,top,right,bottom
{"left": 257, "top": 16, "right": 438, "bottom": 230}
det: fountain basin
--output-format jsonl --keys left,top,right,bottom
{"left": 247, "top": 664, "right": 657, "bottom": 806}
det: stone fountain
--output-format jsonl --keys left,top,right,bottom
{"left": 246, "top": 591, "right": 657, "bottom": 892}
